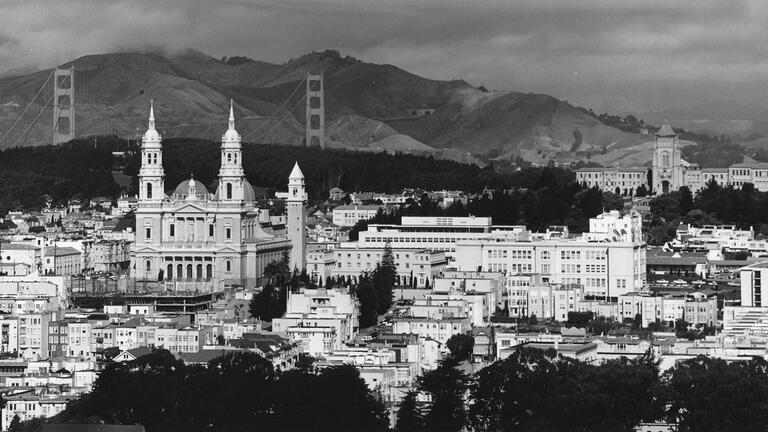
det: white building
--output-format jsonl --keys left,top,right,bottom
{"left": 575, "top": 167, "right": 648, "bottom": 196}
{"left": 132, "top": 101, "right": 293, "bottom": 287}
{"left": 454, "top": 213, "right": 646, "bottom": 300}
{"left": 332, "top": 205, "right": 382, "bottom": 227}
{"left": 355, "top": 216, "right": 528, "bottom": 260}
{"left": 391, "top": 316, "right": 470, "bottom": 344}
{"left": 330, "top": 244, "right": 447, "bottom": 288}
{"left": 740, "top": 261, "right": 768, "bottom": 307}
{"left": 272, "top": 287, "right": 360, "bottom": 356}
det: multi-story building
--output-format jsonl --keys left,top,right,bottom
{"left": 132, "top": 102, "right": 293, "bottom": 287}
{"left": 306, "top": 242, "right": 336, "bottom": 284}
{"left": 332, "top": 205, "right": 382, "bottom": 227}
{"left": 272, "top": 287, "right": 360, "bottom": 356}
{"left": 83, "top": 239, "right": 131, "bottom": 274}
{"left": 575, "top": 167, "right": 648, "bottom": 196}
{"left": 330, "top": 245, "right": 447, "bottom": 288}
{"left": 740, "top": 261, "right": 768, "bottom": 307}
{"left": 42, "top": 247, "right": 81, "bottom": 276}
{"left": 391, "top": 316, "right": 471, "bottom": 344}
{"left": 0, "top": 244, "right": 40, "bottom": 275}
{"left": 355, "top": 216, "right": 528, "bottom": 260}
{"left": 154, "top": 326, "right": 210, "bottom": 353}
{"left": 454, "top": 214, "right": 646, "bottom": 301}
{"left": 619, "top": 292, "right": 717, "bottom": 327}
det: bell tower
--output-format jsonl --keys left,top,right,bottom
{"left": 218, "top": 100, "right": 245, "bottom": 202}
{"left": 138, "top": 100, "right": 165, "bottom": 203}
{"left": 652, "top": 121, "right": 682, "bottom": 194}
{"left": 287, "top": 162, "right": 307, "bottom": 271}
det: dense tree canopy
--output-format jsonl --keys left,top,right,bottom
{"left": 649, "top": 180, "right": 768, "bottom": 244}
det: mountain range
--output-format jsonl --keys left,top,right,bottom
{"left": 0, "top": 49, "right": 663, "bottom": 166}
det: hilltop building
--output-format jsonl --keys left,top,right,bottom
{"left": 576, "top": 121, "right": 768, "bottom": 195}
{"left": 132, "top": 101, "right": 292, "bottom": 288}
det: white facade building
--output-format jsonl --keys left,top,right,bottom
{"left": 454, "top": 214, "right": 646, "bottom": 301}
{"left": 132, "top": 102, "right": 292, "bottom": 287}
{"left": 332, "top": 205, "right": 382, "bottom": 227}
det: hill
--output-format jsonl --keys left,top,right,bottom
{"left": 0, "top": 49, "right": 651, "bottom": 165}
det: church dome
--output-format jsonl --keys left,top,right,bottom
{"left": 214, "top": 179, "right": 257, "bottom": 202}
{"left": 173, "top": 178, "right": 209, "bottom": 200}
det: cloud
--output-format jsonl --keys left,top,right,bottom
{"left": 2, "top": 0, "right": 768, "bottom": 111}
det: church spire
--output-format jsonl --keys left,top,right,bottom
{"left": 149, "top": 99, "right": 155, "bottom": 130}
{"left": 228, "top": 99, "right": 235, "bottom": 130}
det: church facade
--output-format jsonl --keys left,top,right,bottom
{"left": 132, "top": 102, "right": 300, "bottom": 288}
{"left": 577, "top": 121, "right": 768, "bottom": 195}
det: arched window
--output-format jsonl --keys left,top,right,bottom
{"left": 186, "top": 264, "right": 193, "bottom": 280}
{"left": 662, "top": 152, "right": 670, "bottom": 167}
{"left": 206, "top": 264, "right": 213, "bottom": 279}
{"left": 176, "top": 264, "right": 183, "bottom": 279}
{"left": 167, "top": 264, "right": 173, "bottom": 281}
{"left": 145, "top": 260, "right": 151, "bottom": 273}
{"left": 226, "top": 260, "right": 231, "bottom": 272}
{"left": 196, "top": 264, "right": 203, "bottom": 280}
{"left": 226, "top": 183, "right": 232, "bottom": 199}
{"left": 227, "top": 153, "right": 232, "bottom": 163}
{"left": 146, "top": 183, "right": 153, "bottom": 199}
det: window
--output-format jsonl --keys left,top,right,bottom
{"left": 209, "top": 224, "right": 214, "bottom": 236}
{"left": 145, "top": 228, "right": 151, "bottom": 239}
{"left": 226, "top": 227, "right": 231, "bottom": 239}
{"left": 145, "top": 260, "right": 151, "bottom": 272}
{"left": 226, "top": 260, "right": 231, "bottom": 272}
{"left": 146, "top": 183, "right": 152, "bottom": 199}
{"left": 226, "top": 183, "right": 232, "bottom": 199}
{"left": 169, "top": 224, "right": 175, "bottom": 237}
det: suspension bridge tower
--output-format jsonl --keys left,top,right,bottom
{"left": 53, "top": 67, "right": 75, "bottom": 145}
{"left": 305, "top": 74, "right": 325, "bottom": 148}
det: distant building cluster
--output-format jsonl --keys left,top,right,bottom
{"left": 576, "top": 121, "right": 768, "bottom": 195}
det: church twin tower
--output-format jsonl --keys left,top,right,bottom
{"left": 135, "top": 101, "right": 306, "bottom": 284}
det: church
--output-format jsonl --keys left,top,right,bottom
{"left": 577, "top": 121, "right": 768, "bottom": 195}
{"left": 132, "top": 101, "right": 305, "bottom": 288}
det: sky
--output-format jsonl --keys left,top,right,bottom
{"left": 2, "top": 0, "right": 768, "bottom": 114}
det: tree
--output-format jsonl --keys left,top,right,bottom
{"left": 357, "top": 272, "right": 379, "bottom": 328}
{"left": 636, "top": 184, "right": 649, "bottom": 197}
{"left": 7, "top": 415, "right": 20, "bottom": 432}
{"left": 665, "top": 356, "right": 768, "bottom": 432}
{"left": 249, "top": 253, "right": 291, "bottom": 321}
{"left": 420, "top": 359, "right": 470, "bottom": 432}
{"left": 372, "top": 243, "right": 397, "bottom": 315}
{"left": 216, "top": 334, "right": 225, "bottom": 345}
{"left": 446, "top": 334, "right": 475, "bottom": 362}
{"left": 679, "top": 186, "right": 694, "bottom": 215}
{"left": 602, "top": 191, "right": 624, "bottom": 211}
{"left": 396, "top": 390, "right": 423, "bottom": 432}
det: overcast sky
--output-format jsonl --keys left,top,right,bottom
{"left": 2, "top": 0, "right": 768, "bottom": 113}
